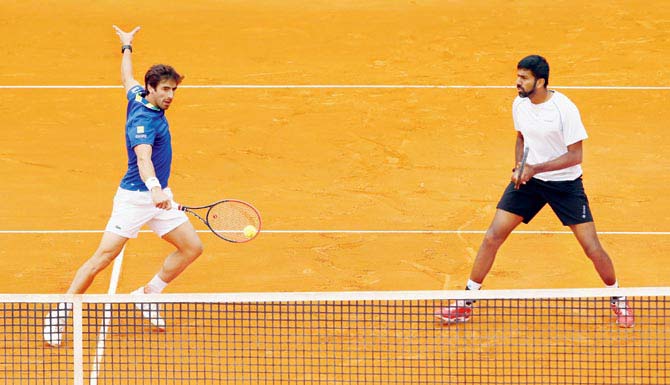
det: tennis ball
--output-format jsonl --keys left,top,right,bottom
{"left": 243, "top": 225, "right": 258, "bottom": 239}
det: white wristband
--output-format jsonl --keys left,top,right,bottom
{"left": 144, "top": 176, "right": 161, "bottom": 191}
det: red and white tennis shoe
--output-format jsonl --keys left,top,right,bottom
{"left": 434, "top": 300, "right": 473, "bottom": 324}
{"left": 610, "top": 297, "right": 635, "bottom": 328}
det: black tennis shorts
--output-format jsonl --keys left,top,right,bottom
{"left": 496, "top": 176, "right": 593, "bottom": 226}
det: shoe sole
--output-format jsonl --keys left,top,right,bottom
{"left": 434, "top": 314, "right": 471, "bottom": 324}
{"left": 616, "top": 317, "right": 635, "bottom": 328}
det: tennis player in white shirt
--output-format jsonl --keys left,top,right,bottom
{"left": 436, "top": 55, "right": 634, "bottom": 328}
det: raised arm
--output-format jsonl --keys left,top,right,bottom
{"left": 112, "top": 25, "right": 141, "bottom": 92}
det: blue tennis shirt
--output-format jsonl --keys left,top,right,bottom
{"left": 119, "top": 85, "right": 172, "bottom": 191}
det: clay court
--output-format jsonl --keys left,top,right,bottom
{"left": 0, "top": 1, "right": 668, "bottom": 384}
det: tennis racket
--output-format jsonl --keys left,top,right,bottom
{"left": 514, "top": 147, "right": 530, "bottom": 190}
{"left": 177, "top": 200, "right": 262, "bottom": 243}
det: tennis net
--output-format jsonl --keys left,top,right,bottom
{"left": 1, "top": 287, "right": 668, "bottom": 384}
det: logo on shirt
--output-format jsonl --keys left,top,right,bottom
{"left": 135, "top": 125, "right": 147, "bottom": 139}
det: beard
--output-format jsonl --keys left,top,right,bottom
{"left": 518, "top": 80, "right": 538, "bottom": 98}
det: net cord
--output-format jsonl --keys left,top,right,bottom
{"left": 5, "top": 286, "right": 670, "bottom": 304}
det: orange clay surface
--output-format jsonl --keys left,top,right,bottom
{"left": 0, "top": 1, "right": 668, "bottom": 383}
{"left": 1, "top": 1, "right": 668, "bottom": 294}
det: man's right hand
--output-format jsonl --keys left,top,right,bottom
{"left": 113, "top": 25, "right": 141, "bottom": 45}
{"left": 511, "top": 162, "right": 522, "bottom": 186}
{"left": 151, "top": 188, "right": 172, "bottom": 210}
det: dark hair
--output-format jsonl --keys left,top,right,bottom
{"left": 144, "top": 64, "right": 184, "bottom": 94}
{"left": 517, "top": 55, "right": 549, "bottom": 87}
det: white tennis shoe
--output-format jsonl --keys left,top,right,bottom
{"left": 43, "top": 303, "right": 71, "bottom": 347}
{"left": 131, "top": 287, "right": 166, "bottom": 331}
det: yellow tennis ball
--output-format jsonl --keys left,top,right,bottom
{"left": 243, "top": 225, "right": 258, "bottom": 238}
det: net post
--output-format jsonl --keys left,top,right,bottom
{"left": 72, "top": 295, "right": 84, "bottom": 385}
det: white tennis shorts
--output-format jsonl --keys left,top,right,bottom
{"left": 104, "top": 187, "right": 189, "bottom": 238}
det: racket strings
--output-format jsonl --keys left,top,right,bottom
{"left": 207, "top": 202, "right": 261, "bottom": 242}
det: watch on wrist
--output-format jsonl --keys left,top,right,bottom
{"left": 121, "top": 44, "right": 132, "bottom": 53}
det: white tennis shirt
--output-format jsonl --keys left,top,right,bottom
{"left": 512, "top": 90, "right": 588, "bottom": 181}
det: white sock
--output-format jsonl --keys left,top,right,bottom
{"left": 466, "top": 279, "right": 482, "bottom": 291}
{"left": 146, "top": 275, "right": 169, "bottom": 293}
{"left": 606, "top": 280, "right": 619, "bottom": 289}
{"left": 462, "top": 279, "right": 482, "bottom": 306}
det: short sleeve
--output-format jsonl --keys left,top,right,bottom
{"left": 126, "top": 117, "right": 155, "bottom": 148}
{"left": 561, "top": 101, "right": 588, "bottom": 146}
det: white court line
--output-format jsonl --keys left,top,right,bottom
{"left": 90, "top": 246, "right": 125, "bottom": 385}
{"left": 1, "top": 84, "right": 670, "bottom": 90}
{"left": 0, "top": 229, "right": 668, "bottom": 235}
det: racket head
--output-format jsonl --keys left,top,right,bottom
{"left": 204, "top": 199, "right": 262, "bottom": 243}
{"left": 514, "top": 147, "right": 530, "bottom": 189}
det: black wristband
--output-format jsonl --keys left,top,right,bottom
{"left": 121, "top": 45, "right": 132, "bottom": 53}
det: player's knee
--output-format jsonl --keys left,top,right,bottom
{"left": 192, "top": 242, "right": 203, "bottom": 259}
{"left": 482, "top": 230, "right": 505, "bottom": 248}
{"left": 584, "top": 243, "right": 606, "bottom": 260}
{"left": 82, "top": 254, "right": 114, "bottom": 277}
{"left": 93, "top": 247, "right": 120, "bottom": 266}
{"left": 183, "top": 240, "right": 203, "bottom": 260}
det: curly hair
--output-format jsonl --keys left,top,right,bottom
{"left": 144, "top": 64, "right": 184, "bottom": 94}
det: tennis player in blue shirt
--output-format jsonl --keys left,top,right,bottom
{"left": 44, "top": 25, "right": 203, "bottom": 346}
